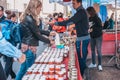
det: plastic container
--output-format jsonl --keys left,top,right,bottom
{"left": 56, "top": 44, "right": 64, "bottom": 49}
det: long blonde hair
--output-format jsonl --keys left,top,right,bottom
{"left": 20, "top": 0, "right": 42, "bottom": 25}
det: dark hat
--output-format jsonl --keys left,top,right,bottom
{"left": 0, "top": 6, "right": 4, "bottom": 11}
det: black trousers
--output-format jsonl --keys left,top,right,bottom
{"left": 0, "top": 61, "right": 6, "bottom": 80}
{"left": 4, "top": 56, "right": 16, "bottom": 78}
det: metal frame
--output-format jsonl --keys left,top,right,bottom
{"left": 114, "top": 0, "right": 120, "bottom": 69}
{"left": 107, "top": 0, "right": 120, "bottom": 69}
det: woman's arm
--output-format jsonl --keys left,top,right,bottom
{"left": 40, "top": 29, "right": 50, "bottom": 36}
{"left": 0, "top": 33, "right": 25, "bottom": 63}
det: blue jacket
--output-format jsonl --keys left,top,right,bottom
{"left": 1, "top": 20, "right": 15, "bottom": 40}
{"left": 0, "top": 30, "right": 22, "bottom": 58}
{"left": 0, "top": 15, "right": 6, "bottom": 23}
{"left": 0, "top": 20, "right": 19, "bottom": 46}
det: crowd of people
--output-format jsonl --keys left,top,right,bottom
{"left": 40, "top": 12, "right": 76, "bottom": 35}
{"left": 0, "top": 0, "right": 55, "bottom": 80}
{"left": 0, "top": 0, "right": 115, "bottom": 80}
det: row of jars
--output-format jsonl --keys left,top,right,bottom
{"left": 68, "top": 45, "right": 78, "bottom": 80}
{"left": 35, "top": 47, "right": 69, "bottom": 64}
{"left": 22, "top": 46, "right": 69, "bottom": 80}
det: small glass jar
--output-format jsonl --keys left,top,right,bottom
{"left": 49, "top": 65, "right": 55, "bottom": 71}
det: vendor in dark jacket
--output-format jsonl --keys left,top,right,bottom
{"left": 50, "top": 0, "right": 90, "bottom": 77}
{"left": 16, "top": 0, "right": 53, "bottom": 80}
{"left": 87, "top": 7, "right": 103, "bottom": 71}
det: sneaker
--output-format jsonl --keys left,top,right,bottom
{"left": 88, "top": 63, "right": 97, "bottom": 68}
{"left": 98, "top": 65, "right": 103, "bottom": 71}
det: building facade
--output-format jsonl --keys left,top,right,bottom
{"left": 6, "top": 0, "right": 29, "bottom": 12}
{"left": 6, "top": 0, "right": 66, "bottom": 17}
{"left": 0, "top": 0, "right": 7, "bottom": 10}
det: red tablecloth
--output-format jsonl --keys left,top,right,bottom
{"left": 103, "top": 32, "right": 120, "bottom": 41}
{"left": 63, "top": 50, "right": 82, "bottom": 80}
{"left": 74, "top": 51, "right": 83, "bottom": 80}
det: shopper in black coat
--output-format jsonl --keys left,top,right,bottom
{"left": 87, "top": 7, "right": 103, "bottom": 71}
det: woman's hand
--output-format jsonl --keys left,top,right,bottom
{"left": 50, "top": 40, "right": 55, "bottom": 45}
{"left": 50, "top": 31, "right": 56, "bottom": 36}
{"left": 18, "top": 54, "right": 26, "bottom": 63}
{"left": 88, "top": 28, "right": 93, "bottom": 33}
{"left": 45, "top": 21, "right": 55, "bottom": 26}
{"left": 29, "top": 46, "right": 37, "bottom": 54}
{"left": 21, "top": 43, "right": 28, "bottom": 52}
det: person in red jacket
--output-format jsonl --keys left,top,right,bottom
{"left": 51, "top": 13, "right": 58, "bottom": 31}
{"left": 57, "top": 12, "right": 66, "bottom": 33}
{"left": 51, "top": 12, "right": 66, "bottom": 33}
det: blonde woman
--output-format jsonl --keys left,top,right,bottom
{"left": 16, "top": 0, "right": 53, "bottom": 79}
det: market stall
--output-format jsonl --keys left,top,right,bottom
{"left": 22, "top": 35, "right": 82, "bottom": 80}
{"left": 22, "top": 0, "right": 120, "bottom": 79}
{"left": 22, "top": 46, "right": 82, "bottom": 80}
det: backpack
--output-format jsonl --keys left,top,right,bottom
{"left": 10, "top": 23, "right": 21, "bottom": 43}
{"left": 0, "top": 20, "right": 21, "bottom": 44}
{"left": 1, "top": 20, "right": 13, "bottom": 40}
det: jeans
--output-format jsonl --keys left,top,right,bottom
{"left": 75, "top": 39, "right": 90, "bottom": 76}
{"left": 90, "top": 36, "right": 102, "bottom": 65}
{"left": 4, "top": 40, "right": 18, "bottom": 79}
{"left": 15, "top": 50, "right": 35, "bottom": 80}
{"left": 0, "top": 61, "right": 6, "bottom": 80}
{"left": 4, "top": 56, "right": 16, "bottom": 78}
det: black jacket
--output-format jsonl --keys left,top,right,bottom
{"left": 55, "top": 6, "right": 89, "bottom": 37}
{"left": 21, "top": 15, "right": 50, "bottom": 46}
{"left": 89, "top": 15, "right": 103, "bottom": 38}
{"left": 103, "top": 20, "right": 110, "bottom": 29}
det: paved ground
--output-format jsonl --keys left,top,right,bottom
{"left": 85, "top": 56, "right": 120, "bottom": 80}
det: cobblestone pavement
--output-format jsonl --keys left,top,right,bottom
{"left": 85, "top": 56, "right": 120, "bottom": 80}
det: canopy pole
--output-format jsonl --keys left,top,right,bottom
{"left": 115, "top": 0, "right": 118, "bottom": 56}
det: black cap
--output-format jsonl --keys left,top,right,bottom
{"left": 0, "top": 6, "right": 4, "bottom": 11}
